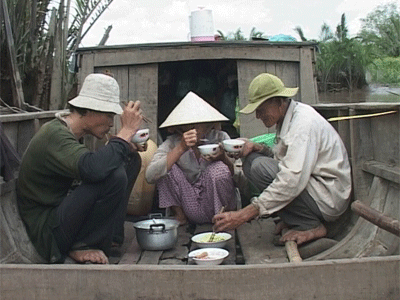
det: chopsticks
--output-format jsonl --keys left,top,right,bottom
{"left": 121, "top": 101, "right": 152, "bottom": 123}
{"left": 209, "top": 206, "right": 225, "bottom": 242}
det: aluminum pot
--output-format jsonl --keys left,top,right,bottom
{"left": 133, "top": 214, "right": 180, "bottom": 250}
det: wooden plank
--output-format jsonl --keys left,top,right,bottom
{"left": 276, "top": 61, "right": 300, "bottom": 101}
{"left": 91, "top": 44, "right": 303, "bottom": 67}
{"left": 77, "top": 53, "right": 95, "bottom": 90}
{"left": 1, "top": 256, "right": 399, "bottom": 300}
{"left": 237, "top": 60, "right": 268, "bottom": 139}
{"left": 236, "top": 218, "right": 288, "bottom": 264}
{"left": 128, "top": 64, "right": 158, "bottom": 143}
{"left": 299, "top": 47, "right": 317, "bottom": 105}
{"left": 138, "top": 250, "right": 163, "bottom": 265}
{"left": 350, "top": 108, "right": 374, "bottom": 202}
{"left": 160, "top": 225, "right": 193, "bottom": 265}
{"left": 362, "top": 160, "right": 400, "bottom": 184}
{"left": 117, "top": 222, "right": 141, "bottom": 265}
{"left": 370, "top": 110, "right": 399, "bottom": 167}
{"left": 0, "top": 111, "right": 59, "bottom": 123}
{"left": 375, "top": 184, "right": 400, "bottom": 255}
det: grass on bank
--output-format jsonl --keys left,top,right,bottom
{"left": 367, "top": 57, "right": 400, "bottom": 86}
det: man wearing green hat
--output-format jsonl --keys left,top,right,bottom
{"left": 214, "top": 73, "right": 352, "bottom": 245}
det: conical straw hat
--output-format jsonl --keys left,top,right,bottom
{"left": 159, "top": 91, "right": 229, "bottom": 128}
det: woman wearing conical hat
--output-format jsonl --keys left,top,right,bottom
{"left": 145, "top": 92, "right": 237, "bottom": 224}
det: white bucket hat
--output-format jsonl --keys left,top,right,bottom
{"left": 159, "top": 91, "right": 229, "bottom": 128}
{"left": 68, "top": 73, "right": 123, "bottom": 114}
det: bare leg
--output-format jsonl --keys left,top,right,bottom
{"left": 274, "top": 220, "right": 289, "bottom": 235}
{"left": 279, "top": 224, "right": 327, "bottom": 245}
{"left": 171, "top": 206, "right": 188, "bottom": 226}
{"left": 69, "top": 249, "right": 109, "bottom": 264}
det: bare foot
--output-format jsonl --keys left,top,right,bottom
{"left": 69, "top": 249, "right": 109, "bottom": 264}
{"left": 171, "top": 206, "right": 188, "bottom": 226}
{"left": 274, "top": 220, "right": 289, "bottom": 235}
{"left": 279, "top": 224, "right": 327, "bottom": 245}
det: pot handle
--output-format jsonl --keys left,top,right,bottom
{"left": 150, "top": 223, "right": 166, "bottom": 233}
{"left": 148, "top": 213, "right": 163, "bottom": 219}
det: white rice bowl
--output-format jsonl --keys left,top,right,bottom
{"left": 189, "top": 248, "right": 229, "bottom": 265}
{"left": 191, "top": 232, "right": 232, "bottom": 248}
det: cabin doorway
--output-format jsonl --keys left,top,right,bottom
{"left": 158, "top": 59, "right": 239, "bottom": 142}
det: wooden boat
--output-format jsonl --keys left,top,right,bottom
{"left": 1, "top": 41, "right": 399, "bottom": 299}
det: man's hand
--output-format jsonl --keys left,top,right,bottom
{"left": 132, "top": 142, "right": 148, "bottom": 152}
{"left": 212, "top": 205, "right": 259, "bottom": 231}
{"left": 118, "top": 101, "right": 143, "bottom": 142}
{"left": 212, "top": 211, "right": 245, "bottom": 231}
{"left": 224, "top": 138, "right": 257, "bottom": 159}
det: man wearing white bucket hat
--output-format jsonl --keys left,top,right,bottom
{"left": 214, "top": 73, "right": 352, "bottom": 246}
{"left": 17, "top": 73, "right": 146, "bottom": 264}
{"left": 146, "top": 91, "right": 237, "bottom": 224}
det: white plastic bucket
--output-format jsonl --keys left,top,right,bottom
{"left": 189, "top": 8, "right": 214, "bottom": 42}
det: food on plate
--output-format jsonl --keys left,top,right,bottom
{"left": 195, "top": 252, "right": 208, "bottom": 259}
{"left": 197, "top": 233, "right": 226, "bottom": 243}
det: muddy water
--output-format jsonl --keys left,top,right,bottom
{"left": 318, "top": 85, "right": 400, "bottom": 103}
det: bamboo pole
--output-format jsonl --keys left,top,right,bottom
{"left": 282, "top": 229, "right": 302, "bottom": 263}
{"left": 1, "top": 0, "right": 24, "bottom": 109}
{"left": 351, "top": 200, "right": 400, "bottom": 237}
{"left": 285, "top": 241, "right": 303, "bottom": 263}
{"left": 328, "top": 110, "right": 397, "bottom": 122}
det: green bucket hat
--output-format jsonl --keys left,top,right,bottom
{"left": 240, "top": 73, "right": 299, "bottom": 114}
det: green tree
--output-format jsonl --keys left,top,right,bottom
{"left": 216, "top": 27, "right": 265, "bottom": 40}
{"left": 294, "top": 26, "right": 307, "bottom": 42}
{"left": 1, "top": 0, "right": 114, "bottom": 111}
{"left": 316, "top": 14, "right": 372, "bottom": 91}
{"left": 359, "top": 2, "right": 400, "bottom": 57}
{"left": 249, "top": 27, "right": 266, "bottom": 40}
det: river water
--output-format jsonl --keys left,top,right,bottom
{"left": 318, "top": 84, "right": 400, "bottom": 103}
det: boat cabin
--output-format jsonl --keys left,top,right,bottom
{"left": 74, "top": 41, "right": 318, "bottom": 143}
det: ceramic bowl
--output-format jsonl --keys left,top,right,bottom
{"left": 198, "top": 144, "right": 219, "bottom": 156}
{"left": 191, "top": 232, "right": 232, "bottom": 248}
{"left": 222, "top": 139, "right": 245, "bottom": 153}
{"left": 188, "top": 248, "right": 229, "bottom": 265}
{"left": 132, "top": 129, "right": 150, "bottom": 144}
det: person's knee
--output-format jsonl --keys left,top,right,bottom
{"left": 242, "top": 152, "right": 259, "bottom": 178}
{"left": 107, "top": 166, "right": 128, "bottom": 191}
{"left": 208, "top": 162, "right": 232, "bottom": 182}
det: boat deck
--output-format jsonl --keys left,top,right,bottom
{"left": 64, "top": 217, "right": 337, "bottom": 265}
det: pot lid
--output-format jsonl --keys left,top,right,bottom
{"left": 133, "top": 218, "right": 180, "bottom": 231}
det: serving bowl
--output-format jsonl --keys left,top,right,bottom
{"left": 222, "top": 139, "right": 245, "bottom": 153}
{"left": 191, "top": 232, "right": 232, "bottom": 248}
{"left": 132, "top": 128, "right": 150, "bottom": 144}
{"left": 188, "top": 248, "right": 229, "bottom": 265}
{"left": 198, "top": 144, "right": 219, "bottom": 156}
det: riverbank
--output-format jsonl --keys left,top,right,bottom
{"left": 318, "top": 84, "right": 400, "bottom": 103}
